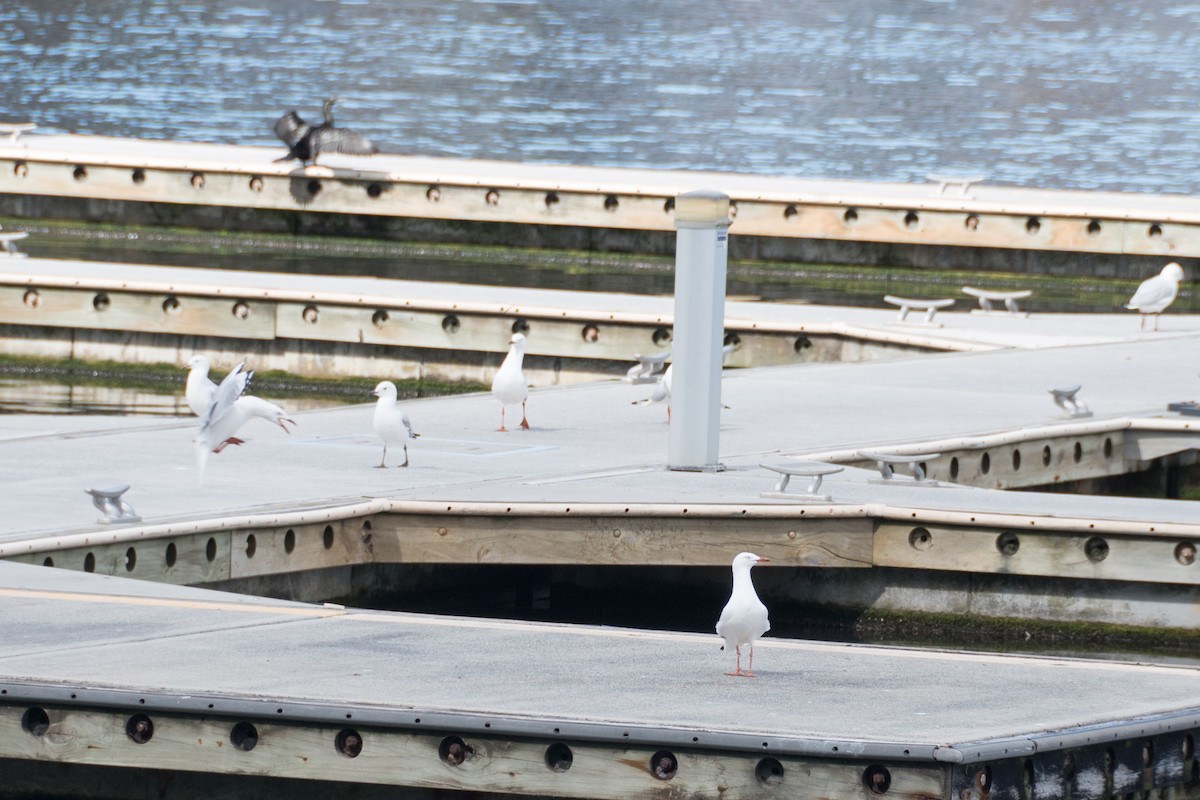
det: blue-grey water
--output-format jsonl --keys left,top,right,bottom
{"left": 3, "top": 0, "right": 1200, "bottom": 194}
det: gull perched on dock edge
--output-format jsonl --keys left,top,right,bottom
{"left": 1126, "top": 262, "right": 1184, "bottom": 331}
{"left": 491, "top": 333, "right": 530, "bottom": 431}
{"left": 716, "top": 552, "right": 771, "bottom": 678}
{"left": 194, "top": 362, "right": 296, "bottom": 480}
{"left": 371, "top": 380, "right": 418, "bottom": 467}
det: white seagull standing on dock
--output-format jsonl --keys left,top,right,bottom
{"left": 194, "top": 362, "right": 296, "bottom": 479}
{"left": 716, "top": 552, "right": 771, "bottom": 678}
{"left": 491, "top": 332, "right": 530, "bottom": 431}
{"left": 371, "top": 380, "right": 418, "bottom": 467}
{"left": 1126, "top": 262, "right": 1184, "bottom": 331}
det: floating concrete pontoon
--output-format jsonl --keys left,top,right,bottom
{"left": 2, "top": 560, "right": 1200, "bottom": 800}
{"left": 2, "top": 134, "right": 1200, "bottom": 272}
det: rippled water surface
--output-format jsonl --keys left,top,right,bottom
{"left": 3, "top": 1, "right": 1200, "bottom": 194}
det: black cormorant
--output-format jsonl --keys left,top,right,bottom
{"left": 273, "top": 98, "right": 378, "bottom": 165}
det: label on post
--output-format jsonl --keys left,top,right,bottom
{"left": 716, "top": 228, "right": 728, "bottom": 250}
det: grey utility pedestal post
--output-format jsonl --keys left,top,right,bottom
{"left": 668, "top": 190, "right": 730, "bottom": 471}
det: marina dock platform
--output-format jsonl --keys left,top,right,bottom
{"left": 2, "top": 133, "right": 1200, "bottom": 272}
{"left": 2, "top": 296, "right": 1199, "bottom": 628}
{"left": 3, "top": 559, "right": 1200, "bottom": 799}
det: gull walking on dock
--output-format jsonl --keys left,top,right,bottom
{"left": 1126, "top": 262, "right": 1184, "bottom": 331}
{"left": 371, "top": 380, "right": 418, "bottom": 468}
{"left": 716, "top": 552, "right": 771, "bottom": 678}
{"left": 492, "top": 333, "right": 530, "bottom": 431}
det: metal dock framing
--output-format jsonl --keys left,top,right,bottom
{"left": 2, "top": 134, "right": 1200, "bottom": 271}
{"left": 2, "top": 560, "right": 1200, "bottom": 800}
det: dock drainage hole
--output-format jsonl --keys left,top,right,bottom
{"left": 1149, "top": 223, "right": 1164, "bottom": 238}
{"left": 663, "top": 198, "right": 675, "bottom": 214}
{"left": 908, "top": 527, "right": 933, "bottom": 551}
{"left": 73, "top": 165, "right": 87, "bottom": 181}
{"left": 783, "top": 204, "right": 798, "bottom": 220}
{"left": 306, "top": 180, "right": 321, "bottom": 196}
{"left": 42, "top": 556, "right": 53, "bottom": 568}
{"left": 125, "top": 547, "right": 136, "bottom": 572}
{"left": 245, "top": 534, "right": 257, "bottom": 558}
{"left": 21, "top": 708, "right": 49, "bottom": 737}
{"left": 284, "top": 529, "right": 296, "bottom": 554}
{"left": 904, "top": 210, "right": 920, "bottom": 228}
{"left": 84, "top": 552, "right": 96, "bottom": 573}
{"left": 442, "top": 314, "right": 460, "bottom": 333}
{"left": 372, "top": 309, "right": 389, "bottom": 328}
{"left": 652, "top": 327, "right": 672, "bottom": 346}
{"left": 723, "top": 332, "right": 741, "bottom": 350}
{"left": 485, "top": 189, "right": 500, "bottom": 206}
{"left": 131, "top": 169, "right": 145, "bottom": 184}
{"left": 511, "top": 318, "right": 530, "bottom": 335}
{"left": 205, "top": 537, "right": 217, "bottom": 563}
{"left": 1012, "top": 449, "right": 1021, "bottom": 471}
{"left": 336, "top": 728, "right": 363, "bottom": 758}
{"left": 22, "top": 289, "right": 40, "bottom": 308}
{"left": 1026, "top": 217, "right": 1041, "bottom": 234}
{"left": 14, "top": 161, "right": 28, "bottom": 178}
{"left": 1073, "top": 442, "right": 1083, "bottom": 463}
{"left": 545, "top": 742, "right": 573, "bottom": 772}
{"left": 604, "top": 195, "right": 619, "bottom": 212}
{"left": 323, "top": 525, "right": 335, "bottom": 549}
{"left": 126, "top": 714, "right": 154, "bottom": 744}
{"left": 426, "top": 186, "right": 441, "bottom": 203}
{"left": 1042, "top": 446, "right": 1052, "bottom": 467}
{"left": 1085, "top": 537, "right": 1110, "bottom": 563}
{"left": 248, "top": 176, "right": 263, "bottom": 192}
{"left": 997, "top": 532, "right": 1020, "bottom": 557}
{"left": 93, "top": 292, "right": 110, "bottom": 312}
{"left": 232, "top": 301, "right": 250, "bottom": 319}
{"left": 949, "top": 457, "right": 959, "bottom": 480}
{"left": 165, "top": 542, "right": 177, "bottom": 568}
{"left": 1087, "top": 219, "right": 1102, "bottom": 236}
{"left": 981, "top": 452, "right": 991, "bottom": 475}
{"left": 162, "top": 296, "right": 180, "bottom": 315}
{"left": 1103, "top": 437, "right": 1113, "bottom": 459}
{"left": 366, "top": 183, "right": 382, "bottom": 199}
{"left": 302, "top": 305, "right": 319, "bottom": 324}
{"left": 843, "top": 208, "right": 858, "bottom": 225}
{"left": 864, "top": 765, "right": 891, "bottom": 794}
{"left": 1175, "top": 542, "right": 1196, "bottom": 566}
{"left": 439, "top": 735, "right": 471, "bottom": 766}
{"left": 965, "top": 214, "right": 979, "bottom": 230}
{"left": 545, "top": 191, "right": 560, "bottom": 207}
{"left": 650, "top": 750, "right": 678, "bottom": 780}
{"left": 794, "top": 335, "right": 812, "bottom": 352}
{"left": 582, "top": 324, "right": 599, "bottom": 343}
{"left": 231, "top": 721, "right": 258, "bottom": 752}
{"left": 756, "top": 757, "right": 784, "bottom": 785}
{"left": 190, "top": 172, "right": 205, "bottom": 189}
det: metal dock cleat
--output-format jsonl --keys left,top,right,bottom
{"left": 857, "top": 450, "right": 942, "bottom": 485}
{"left": 883, "top": 295, "right": 954, "bottom": 326}
{"left": 85, "top": 484, "right": 141, "bottom": 524}
{"left": 759, "top": 459, "right": 843, "bottom": 502}
{"left": 962, "top": 286, "right": 1032, "bottom": 316}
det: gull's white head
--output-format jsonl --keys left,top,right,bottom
{"left": 1164, "top": 262, "right": 1185, "bottom": 284}
{"left": 372, "top": 380, "right": 397, "bottom": 400}
{"left": 732, "top": 551, "right": 769, "bottom": 569}
{"left": 509, "top": 332, "right": 527, "bottom": 347}
{"left": 186, "top": 355, "right": 209, "bottom": 372}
